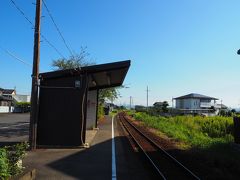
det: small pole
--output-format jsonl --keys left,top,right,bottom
{"left": 29, "top": 0, "right": 42, "bottom": 150}
{"left": 146, "top": 86, "right": 149, "bottom": 111}
{"left": 132, "top": 97, "right": 134, "bottom": 109}
{"left": 130, "top": 96, "right": 132, "bottom": 110}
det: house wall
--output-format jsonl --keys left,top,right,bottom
{"left": 86, "top": 90, "right": 97, "bottom": 129}
{"left": 0, "top": 106, "right": 14, "bottom": 113}
{"left": 176, "top": 98, "right": 200, "bottom": 109}
{"left": 176, "top": 99, "right": 182, "bottom": 109}
{"left": 190, "top": 98, "right": 200, "bottom": 109}
{"left": 12, "top": 95, "right": 31, "bottom": 103}
{"left": 0, "top": 101, "right": 9, "bottom": 106}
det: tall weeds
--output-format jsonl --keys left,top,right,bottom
{"left": 133, "top": 112, "right": 234, "bottom": 148}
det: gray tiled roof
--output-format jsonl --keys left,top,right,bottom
{"left": 2, "top": 89, "right": 15, "bottom": 94}
{"left": 174, "top": 93, "right": 218, "bottom": 100}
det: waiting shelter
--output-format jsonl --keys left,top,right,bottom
{"left": 35, "top": 60, "right": 130, "bottom": 147}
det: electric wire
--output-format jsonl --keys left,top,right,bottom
{"left": 42, "top": 0, "right": 74, "bottom": 57}
{"left": 9, "top": 0, "right": 34, "bottom": 27}
{"left": 0, "top": 46, "right": 32, "bottom": 67}
{"left": 40, "top": 34, "right": 65, "bottom": 58}
{"left": 9, "top": 0, "right": 66, "bottom": 59}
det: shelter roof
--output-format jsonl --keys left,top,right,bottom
{"left": 39, "top": 60, "right": 131, "bottom": 90}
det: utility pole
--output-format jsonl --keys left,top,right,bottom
{"left": 29, "top": 0, "right": 42, "bottom": 150}
{"left": 130, "top": 96, "right": 132, "bottom": 110}
{"left": 146, "top": 86, "right": 150, "bottom": 111}
{"left": 132, "top": 97, "right": 134, "bottom": 108}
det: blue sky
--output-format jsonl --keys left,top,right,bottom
{"left": 1, "top": 0, "right": 240, "bottom": 108}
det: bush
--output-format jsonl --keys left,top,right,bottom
{"left": 0, "top": 148, "right": 10, "bottom": 179}
{"left": 15, "top": 102, "right": 31, "bottom": 113}
{"left": 0, "top": 142, "right": 29, "bottom": 179}
{"left": 97, "top": 104, "right": 104, "bottom": 120}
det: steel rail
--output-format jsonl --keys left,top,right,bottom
{"left": 119, "top": 113, "right": 201, "bottom": 180}
{"left": 119, "top": 114, "right": 167, "bottom": 180}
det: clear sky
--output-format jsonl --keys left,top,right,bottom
{"left": 1, "top": 0, "right": 240, "bottom": 108}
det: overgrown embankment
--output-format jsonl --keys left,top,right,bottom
{"left": 132, "top": 112, "right": 234, "bottom": 148}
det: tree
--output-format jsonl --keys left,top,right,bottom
{"left": 218, "top": 109, "right": 226, "bottom": 116}
{"left": 153, "top": 102, "right": 162, "bottom": 114}
{"left": 210, "top": 106, "right": 216, "bottom": 113}
{"left": 162, "top": 101, "right": 169, "bottom": 113}
{"left": 152, "top": 101, "right": 169, "bottom": 114}
{"left": 98, "top": 87, "right": 120, "bottom": 104}
{"left": 52, "top": 47, "right": 94, "bottom": 70}
{"left": 135, "top": 105, "right": 146, "bottom": 112}
{"left": 52, "top": 48, "right": 120, "bottom": 103}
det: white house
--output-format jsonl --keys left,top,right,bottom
{"left": 0, "top": 87, "right": 31, "bottom": 113}
{"left": 0, "top": 88, "right": 15, "bottom": 113}
{"left": 12, "top": 94, "right": 31, "bottom": 103}
{"left": 173, "top": 93, "right": 224, "bottom": 116}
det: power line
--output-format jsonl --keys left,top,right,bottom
{"left": 0, "top": 46, "right": 32, "bottom": 67}
{"left": 9, "top": 0, "right": 34, "bottom": 27}
{"left": 9, "top": 0, "right": 65, "bottom": 59}
{"left": 40, "top": 34, "right": 65, "bottom": 58}
{"left": 42, "top": 0, "right": 74, "bottom": 57}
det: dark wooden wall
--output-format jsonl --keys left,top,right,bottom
{"left": 37, "top": 75, "right": 88, "bottom": 147}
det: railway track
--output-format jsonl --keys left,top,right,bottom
{"left": 118, "top": 112, "right": 201, "bottom": 180}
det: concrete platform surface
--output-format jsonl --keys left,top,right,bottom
{"left": 23, "top": 115, "right": 156, "bottom": 180}
{"left": 85, "top": 129, "right": 98, "bottom": 146}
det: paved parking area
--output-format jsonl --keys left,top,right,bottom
{"left": 0, "top": 113, "right": 29, "bottom": 146}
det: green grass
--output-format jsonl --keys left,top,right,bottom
{"left": 110, "top": 110, "right": 118, "bottom": 117}
{"left": 132, "top": 112, "right": 234, "bottom": 148}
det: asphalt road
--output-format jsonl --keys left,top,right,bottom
{"left": 0, "top": 113, "right": 30, "bottom": 146}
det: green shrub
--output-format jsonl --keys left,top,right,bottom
{"left": 0, "top": 148, "right": 10, "bottom": 179}
{"left": 0, "top": 142, "right": 29, "bottom": 179}
{"left": 97, "top": 104, "right": 104, "bottom": 120}
{"left": 6, "top": 142, "right": 29, "bottom": 176}
{"left": 15, "top": 102, "right": 31, "bottom": 113}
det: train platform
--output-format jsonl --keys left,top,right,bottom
{"left": 23, "top": 115, "right": 155, "bottom": 180}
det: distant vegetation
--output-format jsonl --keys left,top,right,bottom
{"left": 14, "top": 102, "right": 31, "bottom": 113}
{"left": 131, "top": 112, "right": 234, "bottom": 148}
